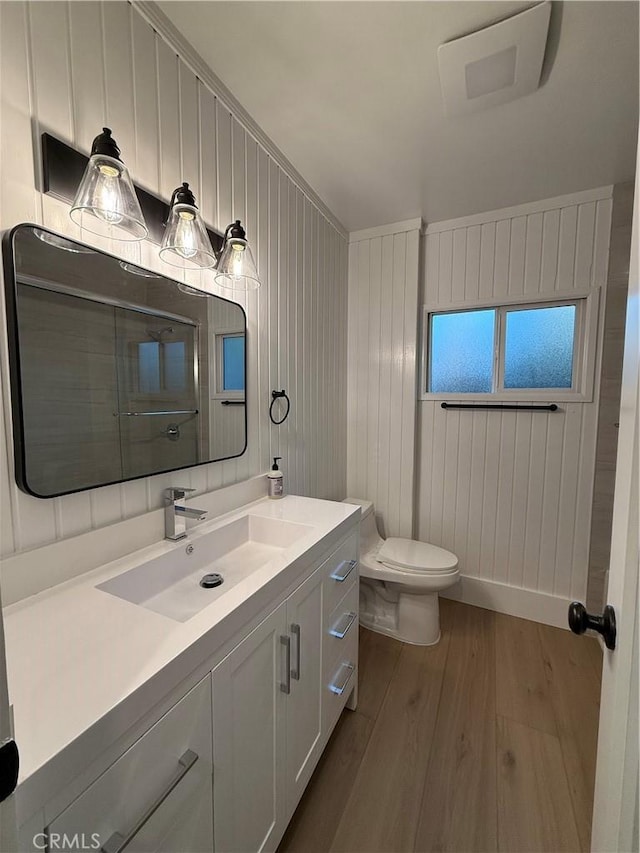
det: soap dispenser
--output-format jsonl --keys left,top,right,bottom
{"left": 267, "top": 457, "right": 284, "bottom": 499}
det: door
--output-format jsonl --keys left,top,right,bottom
{"left": 211, "top": 604, "right": 288, "bottom": 853}
{"left": 285, "top": 568, "right": 324, "bottom": 813}
{"left": 0, "top": 582, "right": 18, "bottom": 852}
{"left": 590, "top": 146, "right": 640, "bottom": 851}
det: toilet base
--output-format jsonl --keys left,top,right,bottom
{"left": 359, "top": 616, "right": 442, "bottom": 647}
{"left": 359, "top": 580, "right": 442, "bottom": 645}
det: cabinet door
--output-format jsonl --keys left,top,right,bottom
{"left": 212, "top": 603, "right": 288, "bottom": 853}
{"left": 285, "top": 567, "right": 324, "bottom": 813}
{"left": 47, "top": 675, "right": 213, "bottom": 853}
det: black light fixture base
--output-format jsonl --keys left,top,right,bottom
{"left": 41, "top": 132, "right": 223, "bottom": 252}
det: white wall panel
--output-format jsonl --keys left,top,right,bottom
{"left": 346, "top": 222, "right": 421, "bottom": 538}
{"left": 417, "top": 188, "right": 613, "bottom": 602}
{"left": 0, "top": 1, "right": 348, "bottom": 558}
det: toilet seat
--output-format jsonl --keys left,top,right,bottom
{"left": 377, "top": 537, "right": 458, "bottom": 574}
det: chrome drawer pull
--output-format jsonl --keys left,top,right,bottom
{"left": 291, "top": 623, "right": 301, "bottom": 681}
{"left": 329, "top": 663, "right": 355, "bottom": 696}
{"left": 100, "top": 749, "right": 198, "bottom": 853}
{"left": 280, "top": 634, "right": 291, "bottom": 694}
{"left": 329, "top": 611, "right": 357, "bottom": 639}
{"left": 331, "top": 559, "right": 357, "bottom": 582}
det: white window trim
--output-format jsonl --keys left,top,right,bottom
{"left": 211, "top": 329, "right": 246, "bottom": 400}
{"left": 419, "top": 289, "right": 600, "bottom": 403}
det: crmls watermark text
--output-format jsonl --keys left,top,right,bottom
{"left": 33, "top": 833, "right": 101, "bottom": 851}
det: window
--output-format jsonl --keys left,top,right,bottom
{"left": 430, "top": 309, "right": 495, "bottom": 393}
{"left": 503, "top": 305, "right": 575, "bottom": 389}
{"left": 136, "top": 340, "right": 187, "bottom": 394}
{"left": 221, "top": 335, "right": 245, "bottom": 391}
{"left": 422, "top": 294, "right": 597, "bottom": 401}
{"left": 214, "top": 332, "right": 245, "bottom": 397}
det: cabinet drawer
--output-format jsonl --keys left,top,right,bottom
{"left": 322, "top": 626, "right": 358, "bottom": 735}
{"left": 322, "top": 530, "right": 359, "bottom": 619}
{"left": 324, "top": 581, "right": 359, "bottom": 666}
{"left": 47, "top": 676, "right": 213, "bottom": 853}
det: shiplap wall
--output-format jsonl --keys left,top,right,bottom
{"left": 417, "top": 188, "right": 613, "bottom": 604}
{"left": 346, "top": 220, "right": 421, "bottom": 538}
{"left": 0, "top": 1, "right": 348, "bottom": 557}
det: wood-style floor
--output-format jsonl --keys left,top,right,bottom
{"left": 278, "top": 599, "right": 603, "bottom": 853}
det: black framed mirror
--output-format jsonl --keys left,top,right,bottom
{"left": 3, "top": 224, "right": 247, "bottom": 498}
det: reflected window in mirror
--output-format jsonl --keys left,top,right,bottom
{"left": 218, "top": 333, "right": 245, "bottom": 394}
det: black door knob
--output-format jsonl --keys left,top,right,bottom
{"left": 568, "top": 601, "right": 616, "bottom": 650}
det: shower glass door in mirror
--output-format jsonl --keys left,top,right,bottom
{"left": 4, "top": 224, "right": 247, "bottom": 498}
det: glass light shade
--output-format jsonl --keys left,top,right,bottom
{"left": 214, "top": 237, "right": 260, "bottom": 290}
{"left": 119, "top": 261, "right": 160, "bottom": 278}
{"left": 159, "top": 203, "right": 216, "bottom": 270}
{"left": 177, "top": 283, "right": 211, "bottom": 297}
{"left": 34, "top": 229, "right": 94, "bottom": 254}
{"left": 70, "top": 154, "right": 147, "bottom": 241}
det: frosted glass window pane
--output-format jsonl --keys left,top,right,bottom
{"left": 430, "top": 309, "right": 495, "bottom": 393}
{"left": 138, "top": 342, "right": 160, "bottom": 393}
{"left": 164, "top": 341, "right": 187, "bottom": 392}
{"left": 504, "top": 305, "right": 575, "bottom": 389}
{"left": 223, "top": 336, "right": 245, "bottom": 391}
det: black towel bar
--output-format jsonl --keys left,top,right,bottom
{"left": 440, "top": 402, "right": 558, "bottom": 412}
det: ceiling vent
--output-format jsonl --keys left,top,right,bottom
{"left": 437, "top": 1, "right": 551, "bottom": 116}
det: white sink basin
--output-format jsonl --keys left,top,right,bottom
{"left": 97, "top": 514, "right": 314, "bottom": 622}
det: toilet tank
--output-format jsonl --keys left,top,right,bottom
{"left": 342, "top": 498, "right": 382, "bottom": 555}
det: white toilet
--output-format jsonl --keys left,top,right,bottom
{"left": 343, "top": 498, "right": 459, "bottom": 645}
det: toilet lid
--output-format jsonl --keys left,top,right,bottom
{"left": 377, "top": 538, "right": 458, "bottom": 573}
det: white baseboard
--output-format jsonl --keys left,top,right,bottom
{"left": 440, "top": 574, "right": 572, "bottom": 630}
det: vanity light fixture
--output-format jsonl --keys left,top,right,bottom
{"left": 214, "top": 220, "right": 260, "bottom": 290}
{"left": 69, "top": 128, "right": 148, "bottom": 241}
{"left": 159, "top": 183, "right": 217, "bottom": 270}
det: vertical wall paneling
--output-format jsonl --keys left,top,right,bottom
{"left": 418, "top": 188, "right": 613, "bottom": 605}
{"left": 540, "top": 209, "right": 560, "bottom": 291}
{"left": 0, "top": 2, "right": 348, "bottom": 561}
{"left": 294, "top": 188, "right": 304, "bottom": 497}
{"left": 131, "top": 10, "right": 159, "bottom": 193}
{"left": 346, "top": 220, "right": 421, "bottom": 538}
{"left": 508, "top": 216, "right": 526, "bottom": 296}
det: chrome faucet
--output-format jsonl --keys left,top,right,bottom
{"left": 164, "top": 487, "right": 207, "bottom": 541}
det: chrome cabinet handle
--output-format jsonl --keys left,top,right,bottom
{"left": 291, "top": 623, "right": 301, "bottom": 681}
{"left": 100, "top": 749, "right": 198, "bottom": 853}
{"left": 329, "top": 611, "right": 357, "bottom": 639}
{"left": 280, "top": 635, "right": 291, "bottom": 694}
{"left": 329, "top": 663, "right": 355, "bottom": 696}
{"left": 331, "top": 559, "right": 357, "bottom": 582}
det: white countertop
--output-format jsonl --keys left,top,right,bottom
{"left": 3, "top": 494, "right": 359, "bottom": 824}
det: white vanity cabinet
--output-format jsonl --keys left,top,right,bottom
{"left": 211, "top": 529, "right": 359, "bottom": 853}
{"left": 211, "top": 601, "right": 289, "bottom": 853}
{"left": 284, "top": 564, "right": 325, "bottom": 811}
{"left": 10, "top": 499, "right": 360, "bottom": 853}
{"left": 45, "top": 675, "right": 214, "bottom": 853}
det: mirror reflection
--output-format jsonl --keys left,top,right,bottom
{"left": 6, "top": 224, "right": 246, "bottom": 498}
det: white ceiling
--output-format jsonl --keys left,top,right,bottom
{"left": 157, "top": 1, "right": 639, "bottom": 232}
